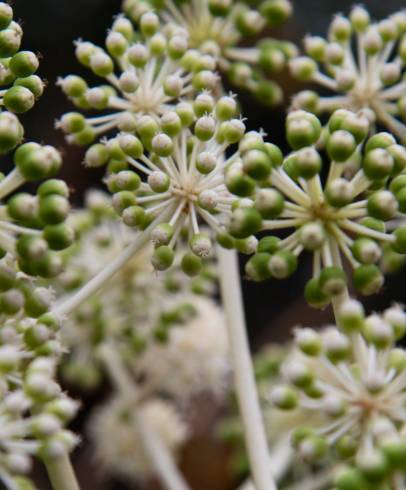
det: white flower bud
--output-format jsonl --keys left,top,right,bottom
{"left": 119, "top": 71, "right": 139, "bottom": 92}
{"left": 322, "top": 394, "right": 347, "bottom": 417}
{"left": 335, "top": 69, "right": 356, "bottom": 91}
{"left": 198, "top": 190, "right": 218, "bottom": 211}
{"left": 6, "top": 452, "right": 31, "bottom": 474}
{"left": 300, "top": 222, "right": 325, "bottom": 250}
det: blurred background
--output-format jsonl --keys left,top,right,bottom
{"left": 8, "top": 0, "right": 406, "bottom": 488}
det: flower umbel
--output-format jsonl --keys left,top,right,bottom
{"left": 58, "top": 12, "right": 217, "bottom": 146}
{"left": 270, "top": 300, "right": 406, "bottom": 488}
{"left": 241, "top": 109, "right": 406, "bottom": 306}
{"left": 291, "top": 7, "right": 406, "bottom": 141}
{"left": 123, "top": 0, "right": 296, "bottom": 105}
{"left": 85, "top": 93, "right": 252, "bottom": 273}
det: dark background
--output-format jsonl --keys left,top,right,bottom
{"left": 7, "top": 1, "right": 406, "bottom": 488}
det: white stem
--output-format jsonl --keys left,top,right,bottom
{"left": 217, "top": 246, "right": 276, "bottom": 490}
{"left": 99, "top": 344, "right": 191, "bottom": 490}
{"left": 44, "top": 452, "right": 80, "bottom": 490}
{"left": 52, "top": 211, "right": 168, "bottom": 318}
{"left": 0, "top": 168, "right": 26, "bottom": 200}
{"left": 134, "top": 411, "right": 190, "bottom": 490}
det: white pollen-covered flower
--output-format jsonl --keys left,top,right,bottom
{"left": 88, "top": 396, "right": 188, "bottom": 481}
{"left": 133, "top": 296, "right": 230, "bottom": 401}
{"left": 290, "top": 7, "right": 406, "bottom": 141}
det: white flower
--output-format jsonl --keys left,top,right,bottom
{"left": 89, "top": 396, "right": 188, "bottom": 480}
{"left": 134, "top": 296, "right": 230, "bottom": 400}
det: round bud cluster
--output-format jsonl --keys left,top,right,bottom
{"left": 269, "top": 300, "right": 406, "bottom": 488}
{"left": 290, "top": 7, "right": 406, "bottom": 142}
{"left": 0, "top": 352, "right": 78, "bottom": 485}
{"left": 242, "top": 109, "right": 406, "bottom": 306}
{"left": 0, "top": 3, "right": 43, "bottom": 118}
{"left": 89, "top": 395, "right": 188, "bottom": 481}
{"left": 0, "top": 143, "right": 74, "bottom": 278}
{"left": 56, "top": 198, "right": 219, "bottom": 391}
{"left": 122, "top": 0, "right": 297, "bottom": 106}
{"left": 58, "top": 12, "right": 217, "bottom": 146}
{"left": 80, "top": 93, "right": 253, "bottom": 274}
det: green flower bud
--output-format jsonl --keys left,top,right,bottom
{"left": 181, "top": 252, "right": 202, "bottom": 276}
{"left": 151, "top": 245, "right": 174, "bottom": 271}
{"left": 122, "top": 205, "right": 146, "bottom": 228}
{"left": 7, "top": 193, "right": 38, "bottom": 221}
{"left": 58, "top": 75, "right": 88, "bottom": 98}
{"left": 59, "top": 112, "right": 86, "bottom": 134}
{"left": 286, "top": 111, "right": 321, "bottom": 149}
{"left": 255, "top": 188, "right": 285, "bottom": 219}
{"left": 0, "top": 27, "right": 21, "bottom": 58}
{"left": 367, "top": 190, "right": 398, "bottom": 221}
{"left": 31, "top": 251, "right": 63, "bottom": 278}
{"left": 245, "top": 253, "right": 272, "bottom": 281}
{"left": 4, "top": 86, "right": 35, "bottom": 113}
{"left": 0, "top": 111, "right": 23, "bottom": 153}
{"left": 216, "top": 230, "right": 235, "bottom": 249}
{"left": 15, "top": 74, "right": 44, "bottom": 99}
{"left": 109, "top": 170, "right": 141, "bottom": 192}
{"left": 299, "top": 435, "right": 328, "bottom": 462}
{"left": 215, "top": 96, "right": 237, "bottom": 121}
{"left": 257, "top": 236, "right": 280, "bottom": 254}
{"left": 43, "top": 223, "right": 75, "bottom": 250}
{"left": 24, "top": 288, "right": 52, "bottom": 318}
{"left": 304, "top": 277, "right": 330, "bottom": 309}
{"left": 242, "top": 149, "right": 271, "bottom": 180}
{"left": 363, "top": 148, "right": 394, "bottom": 180}
{"left": 89, "top": 51, "right": 114, "bottom": 77}
{"left": 318, "top": 266, "right": 346, "bottom": 296}
{"left": 16, "top": 145, "right": 62, "bottom": 181}
{"left": 294, "top": 147, "right": 322, "bottom": 178}
{"left": 391, "top": 227, "right": 406, "bottom": 254}
{"left": 112, "top": 190, "right": 136, "bottom": 215}
{"left": 270, "top": 384, "right": 298, "bottom": 410}
{"left": 261, "top": 0, "right": 292, "bottom": 25}
{"left": 228, "top": 207, "right": 262, "bottom": 239}
{"left": 0, "top": 3, "right": 13, "bottom": 30}
{"left": 9, "top": 51, "right": 39, "bottom": 78}
{"left": 225, "top": 168, "right": 255, "bottom": 197}
{"left": 268, "top": 250, "right": 297, "bottom": 278}
{"left": 38, "top": 179, "right": 69, "bottom": 198}
{"left": 39, "top": 195, "right": 69, "bottom": 225}
{"left": 327, "top": 130, "right": 357, "bottom": 162}
{"left": 334, "top": 466, "right": 367, "bottom": 490}
{"left": 289, "top": 56, "right": 317, "bottom": 82}
{"left": 352, "top": 237, "right": 382, "bottom": 264}
{"left": 365, "top": 132, "right": 396, "bottom": 152}
{"left": 353, "top": 264, "right": 384, "bottom": 295}
{"left": 299, "top": 222, "right": 326, "bottom": 250}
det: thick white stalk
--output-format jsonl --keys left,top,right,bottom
{"left": 52, "top": 211, "right": 168, "bottom": 318}
{"left": 217, "top": 246, "right": 276, "bottom": 490}
{"left": 99, "top": 344, "right": 191, "bottom": 490}
{"left": 44, "top": 452, "right": 80, "bottom": 490}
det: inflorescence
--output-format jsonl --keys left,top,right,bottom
{"left": 270, "top": 299, "right": 406, "bottom": 489}
{"left": 238, "top": 109, "right": 406, "bottom": 306}
{"left": 122, "top": 0, "right": 296, "bottom": 105}
{"left": 291, "top": 6, "right": 406, "bottom": 142}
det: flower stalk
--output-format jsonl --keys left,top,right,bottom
{"left": 217, "top": 246, "right": 276, "bottom": 490}
{"left": 44, "top": 453, "right": 80, "bottom": 490}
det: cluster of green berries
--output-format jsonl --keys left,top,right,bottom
{"left": 270, "top": 300, "right": 406, "bottom": 490}
{"left": 58, "top": 11, "right": 217, "bottom": 147}
{"left": 290, "top": 7, "right": 406, "bottom": 142}
{"left": 236, "top": 109, "right": 406, "bottom": 306}
{"left": 122, "top": 0, "right": 296, "bottom": 105}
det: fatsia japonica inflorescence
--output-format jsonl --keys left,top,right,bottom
{"left": 270, "top": 299, "right": 406, "bottom": 490}
{"left": 238, "top": 109, "right": 406, "bottom": 307}
{"left": 290, "top": 6, "right": 406, "bottom": 142}
{"left": 122, "top": 0, "right": 297, "bottom": 105}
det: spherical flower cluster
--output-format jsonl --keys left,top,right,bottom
{"left": 89, "top": 395, "right": 188, "bottom": 481}
{"left": 58, "top": 11, "right": 217, "bottom": 146}
{"left": 270, "top": 300, "right": 406, "bottom": 488}
{"left": 290, "top": 6, "right": 406, "bottom": 142}
{"left": 0, "top": 3, "right": 43, "bottom": 118}
{"left": 123, "top": 0, "right": 296, "bottom": 105}
{"left": 77, "top": 93, "right": 256, "bottom": 274}
{"left": 0, "top": 141, "right": 73, "bottom": 279}
{"left": 133, "top": 296, "right": 230, "bottom": 401}
{"left": 239, "top": 109, "right": 406, "bottom": 306}
{"left": 0, "top": 355, "right": 78, "bottom": 487}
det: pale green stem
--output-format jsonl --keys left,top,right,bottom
{"left": 44, "top": 452, "right": 80, "bottom": 490}
{"left": 217, "top": 246, "right": 276, "bottom": 490}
